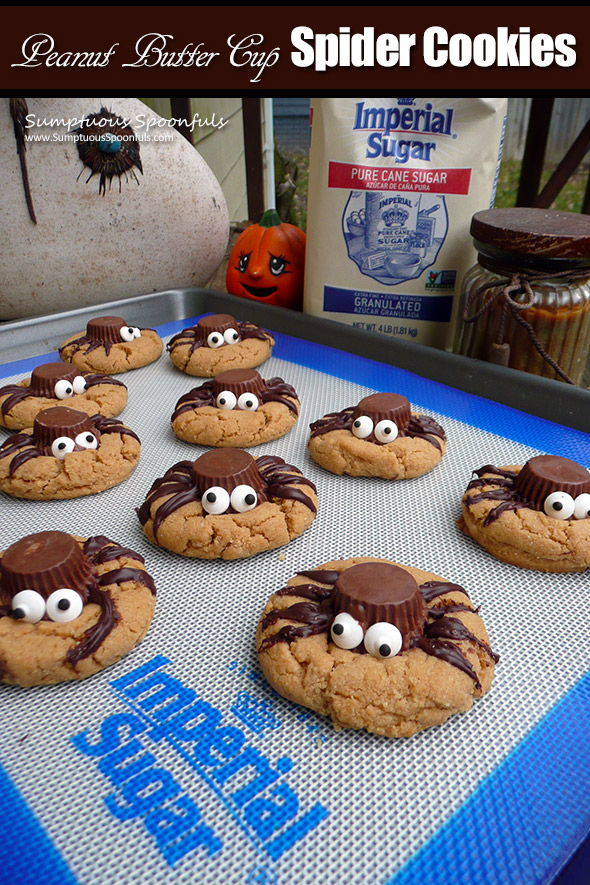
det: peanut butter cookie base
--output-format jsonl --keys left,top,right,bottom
{"left": 0, "top": 381, "right": 128, "bottom": 430}
{"left": 168, "top": 337, "right": 274, "bottom": 377}
{"left": 171, "top": 399, "right": 299, "bottom": 447}
{"left": 59, "top": 330, "right": 163, "bottom": 374}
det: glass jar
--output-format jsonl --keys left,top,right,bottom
{"left": 454, "top": 208, "right": 590, "bottom": 385}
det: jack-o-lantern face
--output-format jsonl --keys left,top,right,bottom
{"left": 226, "top": 210, "right": 306, "bottom": 310}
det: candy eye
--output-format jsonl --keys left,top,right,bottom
{"left": 131, "top": 327, "right": 141, "bottom": 339}
{"left": 51, "top": 436, "right": 76, "bottom": 459}
{"left": 543, "top": 491, "right": 575, "bottom": 520}
{"left": 574, "top": 493, "right": 590, "bottom": 520}
{"left": 364, "top": 622, "right": 403, "bottom": 659}
{"left": 72, "top": 375, "right": 88, "bottom": 395}
{"left": 216, "top": 390, "right": 237, "bottom": 410}
{"left": 237, "top": 393, "right": 259, "bottom": 411}
{"left": 223, "top": 328, "right": 240, "bottom": 345}
{"left": 230, "top": 484, "right": 258, "bottom": 513}
{"left": 201, "top": 486, "right": 230, "bottom": 515}
{"left": 374, "top": 419, "right": 399, "bottom": 444}
{"left": 351, "top": 415, "right": 373, "bottom": 439}
{"left": 54, "top": 379, "right": 74, "bottom": 399}
{"left": 120, "top": 326, "right": 136, "bottom": 342}
{"left": 74, "top": 432, "right": 98, "bottom": 450}
{"left": 330, "top": 612, "right": 364, "bottom": 650}
{"left": 46, "top": 588, "right": 84, "bottom": 623}
{"left": 207, "top": 331, "right": 225, "bottom": 349}
{"left": 11, "top": 589, "right": 46, "bottom": 623}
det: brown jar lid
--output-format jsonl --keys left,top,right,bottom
{"left": 192, "top": 448, "right": 266, "bottom": 500}
{"left": 471, "top": 208, "right": 590, "bottom": 265}
{"left": 0, "top": 531, "right": 96, "bottom": 601}
{"left": 332, "top": 562, "right": 427, "bottom": 651}
{"left": 352, "top": 393, "right": 411, "bottom": 431}
{"left": 33, "top": 407, "right": 99, "bottom": 451}
{"left": 514, "top": 454, "right": 590, "bottom": 511}
{"left": 86, "top": 316, "right": 130, "bottom": 344}
{"left": 213, "top": 369, "right": 265, "bottom": 401}
{"left": 195, "top": 314, "right": 240, "bottom": 345}
{"left": 30, "top": 363, "right": 78, "bottom": 398}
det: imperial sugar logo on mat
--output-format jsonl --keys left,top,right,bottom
{"left": 70, "top": 655, "right": 329, "bottom": 872}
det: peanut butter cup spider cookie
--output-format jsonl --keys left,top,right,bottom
{"left": 308, "top": 392, "right": 446, "bottom": 479}
{"left": 138, "top": 448, "right": 317, "bottom": 560}
{"left": 171, "top": 368, "right": 299, "bottom": 447}
{"left": 0, "top": 530, "right": 156, "bottom": 686}
{"left": 0, "top": 406, "right": 140, "bottom": 500}
{"left": 458, "top": 454, "right": 590, "bottom": 572}
{"left": 167, "top": 314, "right": 275, "bottom": 377}
{"left": 257, "top": 558, "right": 497, "bottom": 738}
{"left": 0, "top": 362, "right": 128, "bottom": 430}
{"left": 59, "top": 315, "right": 163, "bottom": 374}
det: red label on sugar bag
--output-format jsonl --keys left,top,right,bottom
{"left": 328, "top": 161, "right": 472, "bottom": 194}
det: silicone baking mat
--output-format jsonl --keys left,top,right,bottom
{"left": 0, "top": 311, "right": 589, "bottom": 885}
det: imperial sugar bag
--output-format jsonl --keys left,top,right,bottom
{"left": 303, "top": 98, "right": 507, "bottom": 349}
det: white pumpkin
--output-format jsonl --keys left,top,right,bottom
{"left": 0, "top": 97, "right": 229, "bottom": 319}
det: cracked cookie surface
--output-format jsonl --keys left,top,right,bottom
{"left": 172, "top": 396, "right": 299, "bottom": 448}
{"left": 59, "top": 329, "right": 163, "bottom": 374}
{"left": 169, "top": 335, "right": 274, "bottom": 377}
{"left": 0, "top": 375, "right": 127, "bottom": 430}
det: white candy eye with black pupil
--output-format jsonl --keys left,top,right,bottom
{"left": 543, "top": 491, "right": 575, "bottom": 520}
{"left": 74, "top": 432, "right": 98, "bottom": 450}
{"left": 224, "top": 328, "right": 240, "bottom": 344}
{"left": 237, "top": 393, "right": 259, "bottom": 411}
{"left": 207, "top": 332, "right": 225, "bottom": 349}
{"left": 364, "top": 622, "right": 403, "bottom": 659}
{"left": 374, "top": 419, "right": 399, "bottom": 444}
{"left": 11, "top": 589, "right": 46, "bottom": 623}
{"left": 132, "top": 327, "right": 141, "bottom": 339}
{"left": 201, "top": 486, "right": 230, "bottom": 515}
{"left": 120, "top": 326, "right": 136, "bottom": 342}
{"left": 46, "top": 588, "right": 84, "bottom": 623}
{"left": 216, "top": 391, "right": 237, "bottom": 410}
{"left": 574, "top": 493, "right": 590, "bottom": 520}
{"left": 330, "top": 612, "right": 364, "bottom": 650}
{"left": 230, "top": 485, "right": 258, "bottom": 513}
{"left": 54, "top": 379, "right": 74, "bottom": 399}
{"left": 351, "top": 415, "right": 373, "bottom": 439}
{"left": 72, "top": 376, "right": 88, "bottom": 395}
{"left": 51, "top": 436, "right": 76, "bottom": 459}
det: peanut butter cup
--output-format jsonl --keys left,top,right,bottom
{"left": 351, "top": 393, "right": 412, "bottom": 430}
{"left": 195, "top": 314, "right": 240, "bottom": 345}
{"left": 86, "top": 316, "right": 129, "bottom": 344}
{"left": 29, "top": 364, "right": 79, "bottom": 398}
{"left": 213, "top": 369, "right": 266, "bottom": 402}
{"left": 514, "top": 455, "right": 590, "bottom": 511}
{"left": 0, "top": 531, "right": 97, "bottom": 602}
{"left": 33, "top": 407, "right": 99, "bottom": 451}
{"left": 192, "top": 448, "right": 267, "bottom": 500}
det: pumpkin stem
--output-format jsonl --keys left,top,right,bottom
{"left": 259, "top": 208, "right": 282, "bottom": 228}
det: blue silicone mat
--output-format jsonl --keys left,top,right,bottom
{"left": 0, "top": 313, "right": 588, "bottom": 885}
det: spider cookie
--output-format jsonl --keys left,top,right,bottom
{"left": 458, "top": 455, "right": 590, "bottom": 572}
{"left": 171, "top": 369, "right": 299, "bottom": 447}
{"left": 138, "top": 448, "right": 317, "bottom": 560}
{"left": 0, "top": 406, "right": 140, "bottom": 500}
{"left": 167, "top": 313, "right": 274, "bottom": 377}
{"left": 308, "top": 392, "right": 446, "bottom": 479}
{"left": 0, "top": 530, "right": 156, "bottom": 686}
{"left": 257, "top": 558, "right": 497, "bottom": 738}
{"left": 0, "top": 362, "right": 128, "bottom": 430}
{"left": 59, "top": 315, "right": 163, "bottom": 374}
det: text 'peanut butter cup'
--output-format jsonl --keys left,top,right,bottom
{"left": 30, "top": 363, "right": 78, "bottom": 398}
{"left": 33, "top": 407, "right": 99, "bottom": 450}
{"left": 514, "top": 454, "right": 590, "bottom": 511}
{"left": 213, "top": 369, "right": 265, "bottom": 401}
{"left": 192, "top": 448, "right": 267, "bottom": 500}
{"left": 0, "top": 531, "right": 97, "bottom": 601}
{"left": 351, "top": 393, "right": 411, "bottom": 431}
{"left": 195, "top": 314, "right": 240, "bottom": 344}
{"left": 333, "top": 563, "right": 427, "bottom": 650}
{"left": 86, "top": 316, "right": 128, "bottom": 344}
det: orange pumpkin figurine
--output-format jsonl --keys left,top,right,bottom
{"left": 226, "top": 209, "right": 306, "bottom": 310}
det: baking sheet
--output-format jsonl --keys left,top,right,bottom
{"left": 0, "top": 292, "right": 589, "bottom": 885}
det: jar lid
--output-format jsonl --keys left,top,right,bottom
{"left": 471, "top": 208, "right": 590, "bottom": 269}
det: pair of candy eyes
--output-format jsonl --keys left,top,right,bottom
{"left": 54, "top": 376, "right": 88, "bottom": 399}
{"left": 202, "top": 484, "right": 258, "bottom": 515}
{"left": 331, "top": 613, "right": 403, "bottom": 659}
{"left": 11, "top": 588, "right": 83, "bottom": 624}
{"left": 207, "top": 329, "right": 240, "bottom": 349}
{"left": 51, "top": 432, "right": 98, "bottom": 459}
{"left": 120, "top": 326, "right": 141, "bottom": 342}
{"left": 544, "top": 491, "right": 590, "bottom": 521}
{"left": 352, "top": 415, "right": 399, "bottom": 443}
{"left": 216, "top": 391, "right": 259, "bottom": 411}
